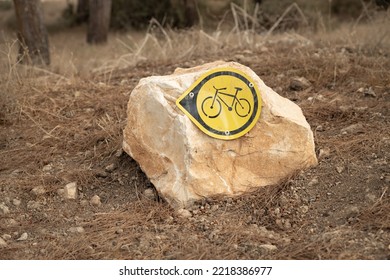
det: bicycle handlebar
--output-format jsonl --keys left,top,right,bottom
{"left": 213, "top": 86, "right": 227, "bottom": 90}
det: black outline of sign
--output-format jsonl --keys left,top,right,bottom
{"left": 178, "top": 71, "right": 259, "bottom": 137}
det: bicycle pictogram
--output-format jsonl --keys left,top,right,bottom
{"left": 176, "top": 67, "right": 262, "bottom": 140}
{"left": 201, "top": 86, "right": 251, "bottom": 118}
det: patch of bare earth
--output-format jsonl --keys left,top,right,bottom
{"left": 1, "top": 27, "right": 389, "bottom": 259}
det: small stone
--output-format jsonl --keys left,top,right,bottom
{"left": 282, "top": 237, "right": 291, "bottom": 244}
{"left": 0, "top": 237, "right": 7, "bottom": 248}
{"left": 115, "top": 148, "right": 123, "bottom": 157}
{"left": 284, "top": 220, "right": 292, "bottom": 229}
{"left": 177, "top": 209, "right": 192, "bottom": 219}
{"left": 208, "top": 230, "right": 220, "bottom": 240}
{"left": 12, "top": 199, "right": 21, "bottom": 206}
{"left": 259, "top": 244, "right": 278, "bottom": 251}
{"left": 63, "top": 182, "right": 78, "bottom": 200}
{"left": 316, "top": 125, "right": 324, "bottom": 132}
{"left": 2, "top": 234, "right": 12, "bottom": 240}
{"left": 115, "top": 229, "right": 124, "bottom": 234}
{"left": 7, "top": 219, "right": 17, "bottom": 226}
{"left": 300, "top": 205, "right": 309, "bottom": 214}
{"left": 363, "top": 87, "right": 376, "bottom": 97}
{"left": 68, "top": 226, "right": 85, "bottom": 233}
{"left": 105, "top": 163, "right": 116, "bottom": 173}
{"left": 211, "top": 204, "right": 219, "bottom": 211}
{"left": 143, "top": 188, "right": 155, "bottom": 200}
{"left": 0, "top": 203, "right": 10, "bottom": 215}
{"left": 318, "top": 147, "right": 331, "bottom": 159}
{"left": 96, "top": 170, "right": 109, "bottom": 178}
{"left": 234, "top": 54, "right": 251, "bottom": 64}
{"left": 366, "top": 194, "right": 376, "bottom": 203}
{"left": 11, "top": 169, "right": 22, "bottom": 176}
{"left": 339, "top": 105, "right": 352, "bottom": 112}
{"left": 90, "top": 195, "right": 101, "bottom": 206}
{"left": 357, "top": 87, "right": 365, "bottom": 93}
{"left": 336, "top": 166, "right": 345, "bottom": 174}
{"left": 259, "top": 46, "right": 269, "bottom": 53}
{"left": 345, "top": 206, "right": 360, "bottom": 218}
{"left": 308, "top": 178, "right": 319, "bottom": 187}
{"left": 31, "top": 186, "right": 45, "bottom": 196}
{"left": 121, "top": 244, "right": 130, "bottom": 251}
{"left": 87, "top": 246, "right": 95, "bottom": 254}
{"left": 341, "top": 123, "right": 364, "bottom": 135}
{"left": 27, "top": 201, "right": 41, "bottom": 210}
{"left": 80, "top": 200, "right": 89, "bottom": 206}
{"left": 42, "top": 164, "right": 53, "bottom": 172}
{"left": 74, "top": 91, "right": 81, "bottom": 98}
{"left": 17, "top": 232, "right": 28, "bottom": 241}
{"left": 289, "top": 77, "right": 311, "bottom": 91}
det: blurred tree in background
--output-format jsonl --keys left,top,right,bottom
{"left": 13, "top": 0, "right": 50, "bottom": 65}
{"left": 60, "top": 0, "right": 388, "bottom": 31}
{"left": 110, "top": 0, "right": 171, "bottom": 29}
{"left": 65, "top": 0, "right": 197, "bottom": 29}
{"left": 76, "top": 0, "right": 89, "bottom": 24}
{"left": 331, "top": 0, "right": 364, "bottom": 19}
{"left": 87, "top": 0, "right": 112, "bottom": 44}
{"left": 69, "top": 0, "right": 384, "bottom": 29}
{"left": 375, "top": 0, "right": 390, "bottom": 8}
{"left": 7, "top": 0, "right": 388, "bottom": 65}
{"left": 110, "top": 0, "right": 198, "bottom": 29}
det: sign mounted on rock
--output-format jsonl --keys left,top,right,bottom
{"left": 176, "top": 67, "right": 262, "bottom": 140}
{"left": 123, "top": 61, "right": 318, "bottom": 208}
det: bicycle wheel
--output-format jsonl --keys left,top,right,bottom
{"left": 235, "top": 98, "right": 251, "bottom": 117}
{"left": 201, "top": 97, "right": 221, "bottom": 118}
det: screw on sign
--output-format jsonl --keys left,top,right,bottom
{"left": 176, "top": 67, "right": 262, "bottom": 140}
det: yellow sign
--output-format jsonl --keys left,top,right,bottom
{"left": 176, "top": 67, "right": 262, "bottom": 140}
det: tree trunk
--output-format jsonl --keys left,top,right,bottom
{"left": 76, "top": 0, "right": 89, "bottom": 24}
{"left": 13, "top": 0, "right": 50, "bottom": 65}
{"left": 375, "top": 0, "right": 390, "bottom": 9}
{"left": 184, "top": 0, "right": 197, "bottom": 27}
{"left": 87, "top": 0, "right": 112, "bottom": 44}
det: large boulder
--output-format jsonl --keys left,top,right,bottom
{"left": 123, "top": 61, "right": 317, "bottom": 208}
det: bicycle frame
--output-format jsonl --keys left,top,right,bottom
{"left": 211, "top": 86, "right": 244, "bottom": 111}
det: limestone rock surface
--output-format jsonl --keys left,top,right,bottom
{"left": 123, "top": 61, "right": 317, "bottom": 208}
{"left": 63, "top": 182, "right": 77, "bottom": 200}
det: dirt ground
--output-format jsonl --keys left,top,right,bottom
{"left": 1, "top": 9, "right": 390, "bottom": 259}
